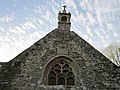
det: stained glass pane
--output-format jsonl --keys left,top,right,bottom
{"left": 67, "top": 77, "right": 74, "bottom": 85}
{"left": 48, "top": 77, "right": 56, "bottom": 85}
{"left": 58, "top": 77, "right": 65, "bottom": 85}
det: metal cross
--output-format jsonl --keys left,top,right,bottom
{"left": 63, "top": 5, "right": 66, "bottom": 10}
{"left": 63, "top": 5, "right": 66, "bottom": 13}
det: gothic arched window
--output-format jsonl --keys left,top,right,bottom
{"left": 48, "top": 60, "right": 75, "bottom": 85}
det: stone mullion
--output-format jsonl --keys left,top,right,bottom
{"left": 65, "top": 75, "right": 67, "bottom": 86}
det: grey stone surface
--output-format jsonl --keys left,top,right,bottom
{"left": 0, "top": 29, "right": 120, "bottom": 90}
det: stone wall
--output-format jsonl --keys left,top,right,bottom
{"left": 0, "top": 29, "right": 120, "bottom": 90}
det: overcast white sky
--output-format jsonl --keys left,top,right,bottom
{"left": 0, "top": 0, "right": 120, "bottom": 62}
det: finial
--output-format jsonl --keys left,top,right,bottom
{"left": 63, "top": 5, "right": 66, "bottom": 13}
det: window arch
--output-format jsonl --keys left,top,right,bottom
{"left": 48, "top": 60, "right": 75, "bottom": 85}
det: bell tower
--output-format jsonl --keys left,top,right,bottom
{"left": 58, "top": 5, "right": 71, "bottom": 31}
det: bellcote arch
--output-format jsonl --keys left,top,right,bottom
{"left": 41, "top": 55, "right": 80, "bottom": 86}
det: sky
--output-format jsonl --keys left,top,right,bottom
{"left": 0, "top": 0, "right": 120, "bottom": 62}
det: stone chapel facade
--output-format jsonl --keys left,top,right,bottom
{"left": 0, "top": 6, "right": 120, "bottom": 90}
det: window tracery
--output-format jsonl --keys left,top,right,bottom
{"left": 48, "top": 60, "right": 75, "bottom": 85}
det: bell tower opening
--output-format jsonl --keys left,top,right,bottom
{"left": 61, "top": 16, "right": 67, "bottom": 22}
{"left": 58, "top": 5, "right": 71, "bottom": 31}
